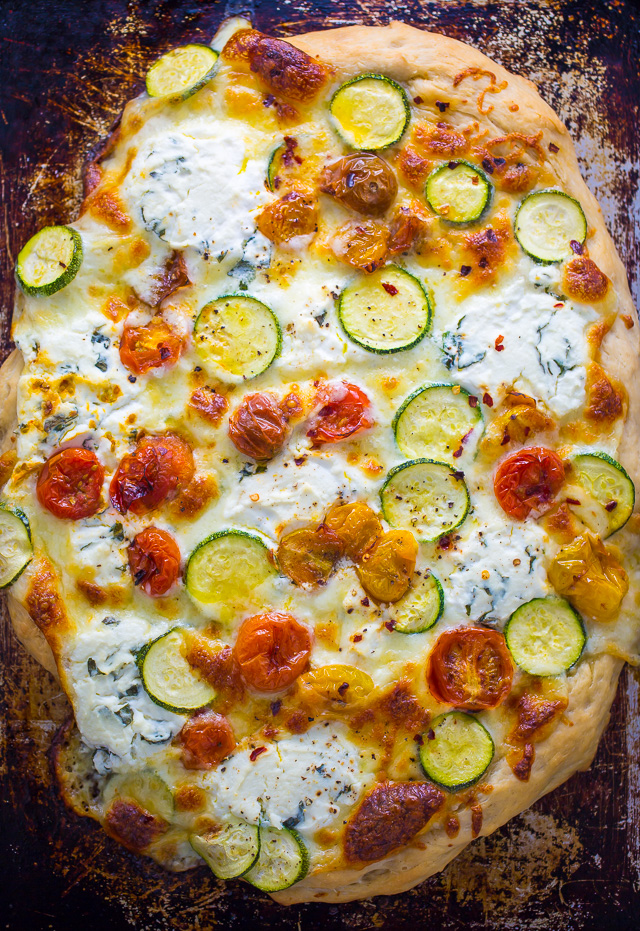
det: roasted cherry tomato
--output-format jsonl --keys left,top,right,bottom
{"left": 427, "top": 627, "right": 513, "bottom": 710}
{"left": 234, "top": 612, "right": 312, "bottom": 692}
{"left": 110, "top": 434, "right": 194, "bottom": 515}
{"left": 277, "top": 525, "right": 344, "bottom": 586}
{"left": 356, "top": 529, "right": 418, "bottom": 603}
{"left": 320, "top": 153, "right": 398, "bottom": 217}
{"left": 256, "top": 190, "right": 317, "bottom": 244}
{"left": 37, "top": 447, "right": 104, "bottom": 520}
{"left": 307, "top": 381, "right": 374, "bottom": 446}
{"left": 119, "top": 315, "right": 185, "bottom": 375}
{"left": 177, "top": 710, "right": 236, "bottom": 770}
{"left": 331, "top": 220, "right": 389, "bottom": 273}
{"left": 298, "top": 664, "right": 374, "bottom": 707}
{"left": 128, "top": 526, "right": 181, "bottom": 596}
{"left": 228, "top": 392, "right": 288, "bottom": 460}
{"left": 494, "top": 446, "right": 565, "bottom": 520}
{"left": 548, "top": 531, "right": 628, "bottom": 622}
{"left": 323, "top": 500, "right": 382, "bottom": 561}
{"left": 188, "top": 386, "right": 229, "bottom": 425}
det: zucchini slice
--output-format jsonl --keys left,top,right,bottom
{"left": 514, "top": 189, "right": 587, "bottom": 263}
{"left": 393, "top": 383, "right": 482, "bottom": 462}
{"left": 185, "top": 530, "right": 275, "bottom": 608}
{"left": 338, "top": 266, "right": 432, "bottom": 353}
{"left": 267, "top": 141, "right": 286, "bottom": 193}
{"left": 330, "top": 74, "right": 410, "bottom": 150}
{"left": 425, "top": 161, "right": 492, "bottom": 224}
{"left": 146, "top": 44, "right": 219, "bottom": 100}
{"left": 16, "top": 225, "right": 83, "bottom": 296}
{"left": 567, "top": 452, "right": 635, "bottom": 538}
{"left": 419, "top": 712, "right": 494, "bottom": 791}
{"left": 103, "top": 769, "right": 174, "bottom": 822}
{"left": 245, "top": 826, "right": 309, "bottom": 892}
{"left": 504, "top": 596, "right": 586, "bottom": 676}
{"left": 194, "top": 295, "right": 281, "bottom": 380}
{"left": 0, "top": 504, "right": 32, "bottom": 589}
{"left": 388, "top": 570, "right": 444, "bottom": 634}
{"left": 138, "top": 628, "right": 216, "bottom": 714}
{"left": 381, "top": 459, "right": 470, "bottom": 543}
{"left": 190, "top": 820, "right": 260, "bottom": 880}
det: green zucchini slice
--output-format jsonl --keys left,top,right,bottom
{"left": 504, "top": 596, "right": 586, "bottom": 676}
{"left": 425, "top": 161, "right": 492, "bottom": 224}
{"left": 0, "top": 504, "right": 32, "bottom": 589}
{"left": 245, "top": 826, "right": 309, "bottom": 892}
{"left": 338, "top": 266, "right": 431, "bottom": 353}
{"left": 103, "top": 769, "right": 174, "bottom": 822}
{"left": 419, "top": 712, "right": 494, "bottom": 791}
{"left": 16, "top": 225, "right": 83, "bottom": 296}
{"left": 514, "top": 189, "right": 587, "bottom": 263}
{"left": 267, "top": 141, "right": 286, "bottom": 193}
{"left": 567, "top": 452, "right": 635, "bottom": 538}
{"left": 381, "top": 459, "right": 470, "bottom": 542}
{"left": 146, "top": 44, "right": 219, "bottom": 100}
{"left": 388, "top": 570, "right": 444, "bottom": 634}
{"left": 185, "top": 530, "right": 275, "bottom": 609}
{"left": 194, "top": 295, "right": 281, "bottom": 380}
{"left": 330, "top": 74, "right": 410, "bottom": 150}
{"left": 393, "top": 383, "right": 482, "bottom": 462}
{"left": 191, "top": 820, "right": 260, "bottom": 880}
{"left": 138, "top": 628, "right": 216, "bottom": 714}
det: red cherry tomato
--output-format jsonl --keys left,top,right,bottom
{"left": 494, "top": 446, "right": 565, "bottom": 520}
{"left": 178, "top": 710, "right": 236, "bottom": 770}
{"left": 119, "top": 316, "right": 185, "bottom": 375}
{"left": 37, "top": 447, "right": 104, "bottom": 520}
{"left": 306, "top": 381, "right": 374, "bottom": 446}
{"left": 128, "top": 526, "right": 181, "bottom": 596}
{"left": 228, "top": 392, "right": 288, "bottom": 460}
{"left": 110, "top": 434, "right": 194, "bottom": 515}
{"left": 234, "top": 612, "right": 313, "bottom": 693}
{"left": 427, "top": 627, "right": 513, "bottom": 711}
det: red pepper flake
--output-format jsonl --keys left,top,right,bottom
{"left": 427, "top": 729, "right": 436, "bottom": 741}
{"left": 382, "top": 282, "right": 399, "bottom": 296}
{"left": 414, "top": 95, "right": 424, "bottom": 104}
{"left": 554, "top": 302, "right": 564, "bottom": 308}
{"left": 385, "top": 621, "right": 396, "bottom": 632}
{"left": 352, "top": 633, "right": 363, "bottom": 643}
{"left": 548, "top": 142, "right": 560, "bottom": 153}
{"left": 570, "top": 239, "right": 584, "bottom": 255}
{"left": 501, "top": 428, "right": 511, "bottom": 446}
{"left": 468, "top": 395, "right": 478, "bottom": 408}
{"left": 453, "top": 446, "right": 463, "bottom": 458}
{"left": 482, "top": 392, "right": 494, "bottom": 407}
{"left": 622, "top": 314, "right": 635, "bottom": 329}
{"left": 460, "top": 265, "right": 472, "bottom": 277}
{"left": 250, "top": 747, "right": 267, "bottom": 762}
{"left": 337, "top": 681, "right": 350, "bottom": 695}
{"left": 495, "top": 334, "right": 505, "bottom": 351}
{"left": 605, "top": 500, "right": 618, "bottom": 512}
{"left": 415, "top": 733, "right": 424, "bottom": 745}
{"left": 270, "top": 700, "right": 282, "bottom": 716}
{"left": 566, "top": 497, "right": 581, "bottom": 506}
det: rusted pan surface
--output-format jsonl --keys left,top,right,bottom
{"left": 1, "top": 1, "right": 638, "bottom": 928}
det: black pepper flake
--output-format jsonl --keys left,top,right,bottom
{"left": 436, "top": 100, "right": 449, "bottom": 112}
{"left": 549, "top": 142, "right": 560, "bottom": 153}
{"left": 478, "top": 256, "right": 489, "bottom": 269}
{"left": 494, "top": 156, "right": 506, "bottom": 167}
{"left": 453, "top": 470, "right": 465, "bottom": 480}
{"left": 337, "top": 681, "right": 350, "bottom": 695}
{"left": 448, "top": 160, "right": 459, "bottom": 170}
{"left": 481, "top": 157, "right": 494, "bottom": 174}
{"left": 194, "top": 366, "right": 202, "bottom": 373}
{"left": 415, "top": 733, "right": 424, "bottom": 745}
{"left": 460, "top": 265, "right": 472, "bottom": 277}
{"left": 128, "top": 375, "right": 136, "bottom": 383}
{"left": 427, "top": 729, "right": 436, "bottom": 741}
{"left": 270, "top": 700, "right": 282, "bottom": 716}
{"left": 361, "top": 597, "right": 370, "bottom": 607}
{"left": 413, "top": 95, "right": 424, "bottom": 104}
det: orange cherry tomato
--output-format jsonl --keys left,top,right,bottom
{"left": 188, "top": 387, "right": 229, "bottom": 425}
{"left": 356, "top": 529, "right": 418, "bottom": 603}
{"left": 306, "top": 381, "right": 374, "bottom": 446}
{"left": 110, "top": 434, "right": 194, "bottom": 515}
{"left": 494, "top": 446, "right": 565, "bottom": 520}
{"left": 128, "top": 526, "right": 181, "bottom": 596}
{"left": 228, "top": 392, "right": 289, "bottom": 460}
{"left": 37, "top": 447, "right": 104, "bottom": 520}
{"left": 276, "top": 525, "right": 344, "bottom": 586}
{"left": 234, "top": 612, "right": 313, "bottom": 693}
{"left": 177, "top": 710, "right": 236, "bottom": 770}
{"left": 119, "top": 315, "right": 185, "bottom": 375}
{"left": 427, "top": 627, "right": 513, "bottom": 711}
{"left": 323, "top": 500, "right": 382, "bottom": 561}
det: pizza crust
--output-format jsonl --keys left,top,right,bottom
{"left": 1, "top": 20, "right": 637, "bottom": 904}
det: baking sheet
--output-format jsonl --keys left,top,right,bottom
{"left": 1, "top": 1, "right": 638, "bottom": 927}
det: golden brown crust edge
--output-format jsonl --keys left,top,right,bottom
{"left": 0, "top": 19, "right": 636, "bottom": 904}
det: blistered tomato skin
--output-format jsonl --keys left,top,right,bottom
{"left": 494, "top": 447, "right": 565, "bottom": 520}
{"left": 178, "top": 711, "right": 236, "bottom": 770}
{"left": 548, "top": 532, "right": 629, "bottom": 622}
{"left": 128, "top": 527, "right": 181, "bottom": 596}
{"left": 427, "top": 627, "right": 513, "bottom": 710}
{"left": 257, "top": 191, "right": 317, "bottom": 244}
{"left": 228, "top": 392, "right": 289, "bottom": 460}
{"left": 119, "top": 316, "right": 185, "bottom": 375}
{"left": 110, "top": 434, "right": 195, "bottom": 515}
{"left": 234, "top": 612, "right": 313, "bottom": 692}
{"left": 37, "top": 448, "right": 105, "bottom": 520}
{"left": 277, "top": 525, "right": 344, "bottom": 586}
{"left": 320, "top": 154, "right": 398, "bottom": 217}
{"left": 307, "top": 381, "right": 374, "bottom": 446}
{"left": 323, "top": 501, "right": 382, "bottom": 561}
{"left": 357, "top": 530, "right": 418, "bottom": 603}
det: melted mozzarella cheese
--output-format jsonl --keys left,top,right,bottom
{"left": 122, "top": 120, "right": 269, "bottom": 256}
